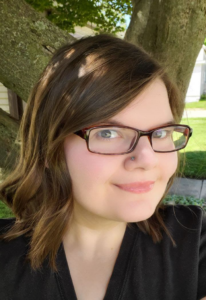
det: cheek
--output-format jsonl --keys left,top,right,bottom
{"left": 64, "top": 139, "right": 112, "bottom": 190}
{"left": 159, "top": 152, "right": 178, "bottom": 180}
{"left": 72, "top": 157, "right": 106, "bottom": 188}
{"left": 64, "top": 147, "right": 117, "bottom": 214}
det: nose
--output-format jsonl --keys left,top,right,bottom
{"left": 128, "top": 136, "right": 158, "bottom": 170}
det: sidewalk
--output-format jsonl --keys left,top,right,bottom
{"left": 168, "top": 178, "right": 206, "bottom": 200}
{"left": 182, "top": 108, "right": 206, "bottom": 118}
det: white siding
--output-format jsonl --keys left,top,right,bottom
{"left": 186, "top": 46, "right": 206, "bottom": 102}
{"left": 0, "top": 83, "right": 9, "bottom": 113}
{"left": 71, "top": 25, "right": 124, "bottom": 39}
{"left": 186, "top": 64, "right": 202, "bottom": 102}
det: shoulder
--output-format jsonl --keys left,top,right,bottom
{"left": 130, "top": 205, "right": 205, "bottom": 237}
{"left": 161, "top": 205, "right": 206, "bottom": 247}
{"left": 163, "top": 204, "right": 204, "bottom": 220}
{"left": 0, "top": 218, "right": 16, "bottom": 234}
{"left": 0, "top": 218, "right": 31, "bottom": 294}
{"left": 0, "top": 220, "right": 36, "bottom": 298}
{"left": 162, "top": 204, "right": 205, "bottom": 228}
{"left": 0, "top": 218, "right": 29, "bottom": 264}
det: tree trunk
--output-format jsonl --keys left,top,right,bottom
{"left": 0, "top": 0, "right": 76, "bottom": 171}
{"left": 125, "top": 0, "right": 206, "bottom": 100}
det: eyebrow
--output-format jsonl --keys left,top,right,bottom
{"left": 99, "top": 119, "right": 176, "bottom": 127}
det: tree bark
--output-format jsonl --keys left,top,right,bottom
{"left": 0, "top": 0, "right": 76, "bottom": 102}
{"left": 125, "top": 0, "right": 206, "bottom": 100}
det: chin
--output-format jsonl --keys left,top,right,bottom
{"left": 127, "top": 212, "right": 155, "bottom": 223}
{"left": 118, "top": 202, "right": 158, "bottom": 223}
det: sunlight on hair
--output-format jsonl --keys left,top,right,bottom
{"left": 78, "top": 64, "right": 86, "bottom": 78}
{"left": 40, "top": 61, "right": 60, "bottom": 91}
{"left": 64, "top": 48, "right": 75, "bottom": 59}
{"left": 78, "top": 54, "right": 106, "bottom": 78}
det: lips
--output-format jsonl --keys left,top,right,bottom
{"left": 114, "top": 181, "right": 155, "bottom": 194}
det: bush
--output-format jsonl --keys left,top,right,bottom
{"left": 200, "top": 94, "right": 206, "bottom": 101}
{"left": 163, "top": 194, "right": 206, "bottom": 210}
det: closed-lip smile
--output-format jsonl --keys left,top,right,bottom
{"left": 114, "top": 181, "right": 155, "bottom": 194}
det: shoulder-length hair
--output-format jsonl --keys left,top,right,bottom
{"left": 0, "top": 34, "right": 184, "bottom": 270}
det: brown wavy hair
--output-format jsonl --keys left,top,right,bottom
{"left": 0, "top": 34, "right": 184, "bottom": 270}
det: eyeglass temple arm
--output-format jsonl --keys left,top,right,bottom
{"left": 74, "top": 130, "right": 86, "bottom": 139}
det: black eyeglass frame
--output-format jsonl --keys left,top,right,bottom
{"left": 74, "top": 124, "right": 193, "bottom": 155}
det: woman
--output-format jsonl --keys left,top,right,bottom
{"left": 0, "top": 34, "right": 205, "bottom": 300}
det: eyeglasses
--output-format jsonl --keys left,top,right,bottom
{"left": 74, "top": 124, "right": 193, "bottom": 155}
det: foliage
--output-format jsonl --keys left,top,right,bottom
{"left": 204, "top": 38, "right": 206, "bottom": 46}
{"left": 163, "top": 194, "right": 206, "bottom": 211}
{"left": 200, "top": 94, "right": 206, "bottom": 101}
{"left": 25, "top": 0, "right": 133, "bottom": 34}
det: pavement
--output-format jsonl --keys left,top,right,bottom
{"left": 182, "top": 108, "right": 206, "bottom": 118}
{"left": 168, "top": 177, "right": 206, "bottom": 200}
{"left": 168, "top": 108, "right": 206, "bottom": 200}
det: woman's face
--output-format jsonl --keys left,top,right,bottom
{"left": 64, "top": 79, "right": 178, "bottom": 224}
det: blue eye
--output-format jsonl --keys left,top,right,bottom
{"left": 98, "top": 130, "right": 119, "bottom": 139}
{"left": 153, "top": 130, "right": 170, "bottom": 139}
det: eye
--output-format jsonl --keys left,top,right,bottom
{"left": 153, "top": 129, "right": 171, "bottom": 139}
{"left": 97, "top": 129, "right": 120, "bottom": 139}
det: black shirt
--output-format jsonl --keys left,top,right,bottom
{"left": 0, "top": 205, "right": 206, "bottom": 300}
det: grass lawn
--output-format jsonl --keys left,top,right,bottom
{"left": 185, "top": 99, "right": 206, "bottom": 109}
{"left": 179, "top": 118, "right": 206, "bottom": 179}
{"left": 0, "top": 201, "right": 14, "bottom": 218}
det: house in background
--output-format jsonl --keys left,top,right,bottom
{"left": 0, "top": 27, "right": 205, "bottom": 118}
{"left": 0, "top": 83, "right": 9, "bottom": 114}
{"left": 186, "top": 45, "right": 206, "bottom": 102}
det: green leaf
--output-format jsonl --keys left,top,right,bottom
{"left": 162, "top": 194, "right": 205, "bottom": 211}
{"left": 25, "top": 0, "right": 133, "bottom": 34}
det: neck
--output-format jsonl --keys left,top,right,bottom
{"left": 63, "top": 202, "right": 127, "bottom": 259}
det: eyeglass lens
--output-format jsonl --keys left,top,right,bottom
{"left": 88, "top": 126, "right": 189, "bottom": 154}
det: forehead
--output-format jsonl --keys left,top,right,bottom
{"left": 109, "top": 79, "right": 174, "bottom": 130}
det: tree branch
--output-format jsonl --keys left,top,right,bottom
{"left": 0, "top": 0, "right": 76, "bottom": 102}
{"left": 125, "top": 0, "right": 152, "bottom": 43}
